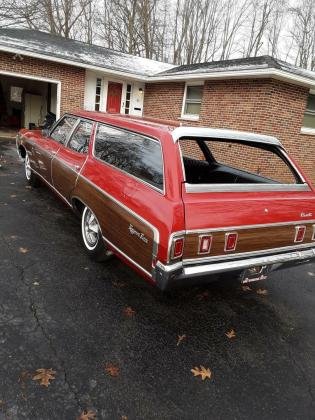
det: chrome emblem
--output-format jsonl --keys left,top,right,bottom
{"left": 301, "top": 212, "right": 312, "bottom": 218}
{"left": 128, "top": 224, "right": 148, "bottom": 244}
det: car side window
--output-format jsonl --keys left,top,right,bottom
{"left": 67, "top": 120, "right": 93, "bottom": 154}
{"left": 94, "top": 124, "right": 164, "bottom": 191}
{"left": 50, "top": 116, "right": 78, "bottom": 144}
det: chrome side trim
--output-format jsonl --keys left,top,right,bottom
{"left": 78, "top": 173, "right": 160, "bottom": 258}
{"left": 185, "top": 219, "right": 315, "bottom": 234}
{"left": 182, "top": 248, "right": 315, "bottom": 277}
{"left": 102, "top": 235, "right": 152, "bottom": 278}
{"left": 185, "top": 183, "right": 310, "bottom": 193}
{"left": 183, "top": 242, "right": 315, "bottom": 265}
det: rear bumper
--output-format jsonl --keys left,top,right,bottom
{"left": 152, "top": 247, "right": 315, "bottom": 290}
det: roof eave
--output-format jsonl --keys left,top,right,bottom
{"left": 0, "top": 44, "right": 148, "bottom": 82}
{"left": 148, "top": 68, "right": 315, "bottom": 89}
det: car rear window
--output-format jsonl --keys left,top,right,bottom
{"left": 94, "top": 124, "right": 164, "bottom": 191}
{"left": 179, "top": 139, "right": 300, "bottom": 185}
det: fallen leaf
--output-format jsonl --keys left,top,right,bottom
{"left": 123, "top": 306, "right": 135, "bottom": 317}
{"left": 104, "top": 363, "right": 119, "bottom": 377}
{"left": 307, "top": 271, "right": 315, "bottom": 277}
{"left": 83, "top": 267, "right": 89, "bottom": 271}
{"left": 25, "top": 186, "right": 32, "bottom": 190}
{"left": 18, "top": 370, "right": 31, "bottom": 400}
{"left": 256, "top": 288, "right": 268, "bottom": 296}
{"left": 77, "top": 410, "right": 96, "bottom": 420}
{"left": 19, "top": 247, "right": 28, "bottom": 254}
{"left": 10, "top": 235, "right": 18, "bottom": 240}
{"left": 241, "top": 285, "right": 252, "bottom": 292}
{"left": 10, "top": 194, "right": 16, "bottom": 198}
{"left": 191, "top": 366, "right": 212, "bottom": 381}
{"left": 33, "top": 282, "right": 40, "bottom": 286}
{"left": 176, "top": 334, "right": 186, "bottom": 346}
{"left": 121, "top": 416, "right": 128, "bottom": 420}
{"left": 196, "top": 291, "right": 209, "bottom": 301}
{"left": 32, "top": 368, "right": 56, "bottom": 387}
{"left": 225, "top": 329, "right": 236, "bottom": 339}
{"left": 112, "top": 280, "right": 126, "bottom": 288}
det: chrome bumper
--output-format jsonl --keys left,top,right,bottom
{"left": 153, "top": 247, "right": 315, "bottom": 290}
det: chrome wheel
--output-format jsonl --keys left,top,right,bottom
{"left": 82, "top": 207, "right": 100, "bottom": 251}
{"left": 25, "top": 154, "right": 31, "bottom": 181}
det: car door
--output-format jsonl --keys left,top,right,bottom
{"left": 34, "top": 115, "right": 78, "bottom": 184}
{"left": 52, "top": 119, "right": 94, "bottom": 200}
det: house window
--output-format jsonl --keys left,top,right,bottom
{"left": 95, "top": 78, "right": 102, "bottom": 111}
{"left": 182, "top": 84, "right": 203, "bottom": 118}
{"left": 125, "top": 84, "right": 132, "bottom": 114}
{"left": 302, "top": 93, "right": 315, "bottom": 130}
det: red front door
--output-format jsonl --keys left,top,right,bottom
{"left": 106, "top": 82, "right": 123, "bottom": 113}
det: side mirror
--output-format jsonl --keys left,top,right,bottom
{"left": 42, "top": 128, "right": 50, "bottom": 138}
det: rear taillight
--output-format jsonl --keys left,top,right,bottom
{"left": 294, "top": 225, "right": 306, "bottom": 243}
{"left": 171, "top": 237, "right": 184, "bottom": 259}
{"left": 225, "top": 232, "right": 238, "bottom": 252}
{"left": 198, "top": 235, "right": 212, "bottom": 254}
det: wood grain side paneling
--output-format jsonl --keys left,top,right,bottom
{"left": 183, "top": 223, "right": 315, "bottom": 260}
{"left": 74, "top": 177, "right": 155, "bottom": 273}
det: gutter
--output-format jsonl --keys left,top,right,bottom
{"left": 0, "top": 43, "right": 315, "bottom": 89}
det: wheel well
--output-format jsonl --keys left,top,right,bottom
{"left": 72, "top": 198, "right": 85, "bottom": 216}
{"left": 18, "top": 145, "right": 26, "bottom": 159}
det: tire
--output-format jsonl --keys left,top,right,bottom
{"left": 81, "top": 206, "right": 112, "bottom": 262}
{"left": 24, "top": 153, "right": 40, "bottom": 187}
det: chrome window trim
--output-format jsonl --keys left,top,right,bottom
{"left": 64, "top": 118, "right": 94, "bottom": 153}
{"left": 172, "top": 127, "right": 282, "bottom": 146}
{"left": 92, "top": 122, "right": 165, "bottom": 195}
{"left": 184, "top": 183, "right": 310, "bottom": 193}
{"left": 50, "top": 114, "right": 80, "bottom": 145}
{"left": 78, "top": 173, "right": 160, "bottom": 258}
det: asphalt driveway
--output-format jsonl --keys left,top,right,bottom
{"left": 0, "top": 138, "right": 314, "bottom": 420}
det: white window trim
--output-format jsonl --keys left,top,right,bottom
{"left": 301, "top": 89, "right": 315, "bottom": 135}
{"left": 180, "top": 81, "right": 204, "bottom": 121}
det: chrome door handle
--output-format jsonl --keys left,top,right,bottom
{"left": 74, "top": 165, "right": 80, "bottom": 171}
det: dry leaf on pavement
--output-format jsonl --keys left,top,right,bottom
{"left": 241, "top": 285, "right": 252, "bottom": 292}
{"left": 176, "top": 334, "right": 186, "bottom": 346}
{"left": 123, "top": 306, "right": 135, "bottom": 317}
{"left": 104, "top": 363, "right": 120, "bottom": 377}
{"left": 191, "top": 366, "right": 212, "bottom": 381}
{"left": 121, "top": 416, "right": 128, "bottom": 420}
{"left": 32, "top": 368, "right": 56, "bottom": 387}
{"left": 196, "top": 291, "right": 209, "bottom": 301}
{"left": 225, "top": 329, "right": 236, "bottom": 339}
{"left": 256, "top": 288, "right": 268, "bottom": 296}
{"left": 77, "top": 410, "right": 96, "bottom": 420}
{"left": 19, "top": 247, "right": 29, "bottom": 254}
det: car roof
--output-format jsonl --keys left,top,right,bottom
{"left": 71, "top": 111, "right": 282, "bottom": 147}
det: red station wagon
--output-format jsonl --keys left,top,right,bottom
{"left": 16, "top": 111, "right": 315, "bottom": 290}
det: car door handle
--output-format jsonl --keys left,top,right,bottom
{"left": 74, "top": 165, "right": 80, "bottom": 171}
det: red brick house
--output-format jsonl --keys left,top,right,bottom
{"left": 0, "top": 28, "right": 314, "bottom": 183}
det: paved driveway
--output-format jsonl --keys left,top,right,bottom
{"left": 0, "top": 138, "right": 314, "bottom": 419}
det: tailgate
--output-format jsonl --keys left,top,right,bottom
{"left": 181, "top": 189, "right": 315, "bottom": 261}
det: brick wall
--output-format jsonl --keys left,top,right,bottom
{"left": 143, "top": 78, "right": 315, "bottom": 184}
{"left": 0, "top": 51, "right": 85, "bottom": 115}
